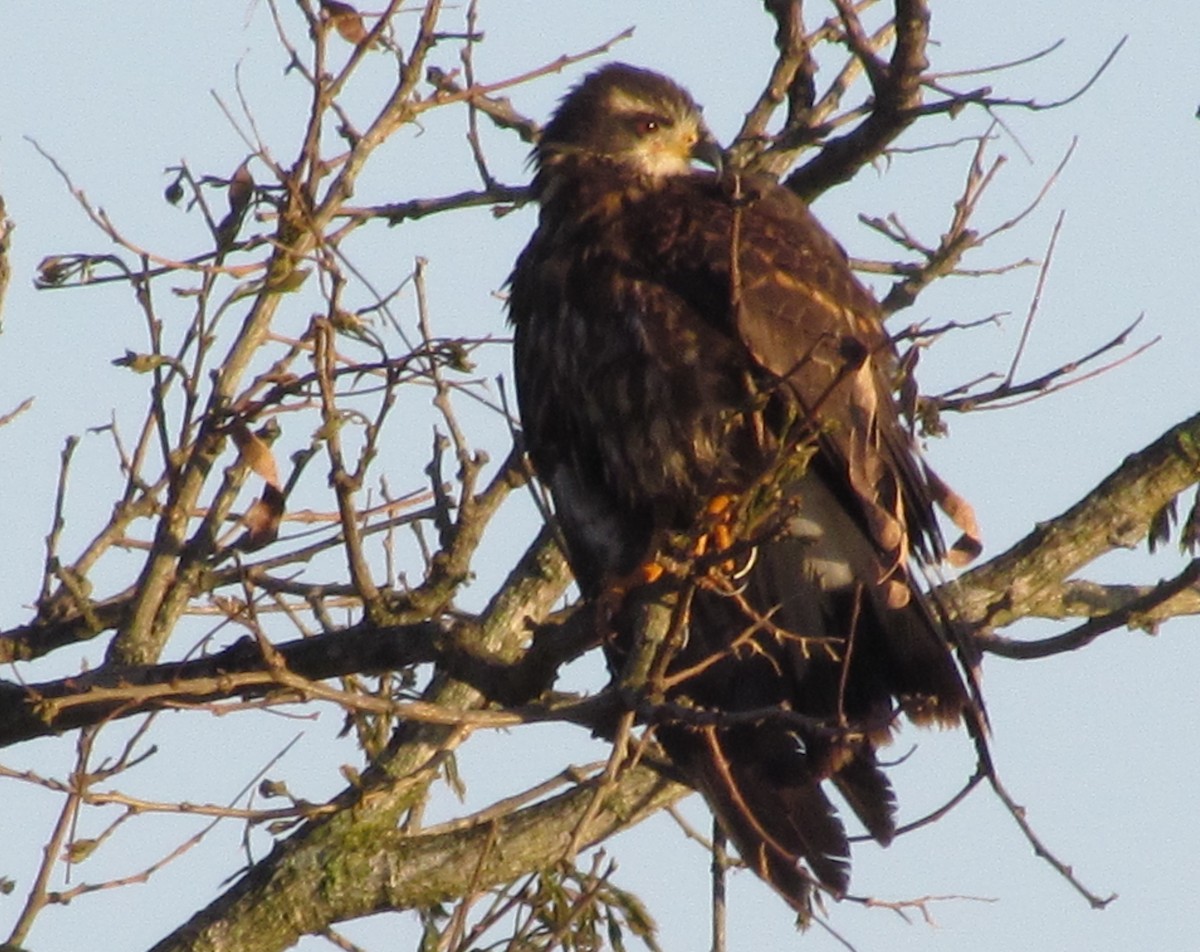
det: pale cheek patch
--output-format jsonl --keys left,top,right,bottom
{"left": 631, "top": 142, "right": 693, "bottom": 177}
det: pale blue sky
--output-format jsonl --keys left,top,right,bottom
{"left": 2, "top": 3, "right": 1198, "bottom": 951}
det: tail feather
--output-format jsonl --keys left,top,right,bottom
{"left": 613, "top": 471, "right": 979, "bottom": 912}
{"left": 831, "top": 750, "right": 897, "bottom": 846}
{"left": 660, "top": 724, "right": 865, "bottom": 913}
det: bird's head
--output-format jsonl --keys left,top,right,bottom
{"left": 534, "top": 63, "right": 723, "bottom": 185}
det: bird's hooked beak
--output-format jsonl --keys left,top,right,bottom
{"left": 690, "top": 131, "right": 725, "bottom": 176}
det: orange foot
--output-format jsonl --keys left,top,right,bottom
{"left": 695, "top": 493, "right": 756, "bottom": 592}
{"left": 698, "top": 493, "right": 737, "bottom": 557}
{"left": 595, "top": 558, "right": 667, "bottom": 632}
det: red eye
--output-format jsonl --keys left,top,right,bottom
{"left": 631, "top": 113, "right": 672, "bottom": 137}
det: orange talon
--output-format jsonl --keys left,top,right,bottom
{"left": 693, "top": 493, "right": 737, "bottom": 557}
{"left": 698, "top": 492, "right": 740, "bottom": 572}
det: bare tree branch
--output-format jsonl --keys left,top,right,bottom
{"left": 948, "top": 411, "right": 1200, "bottom": 631}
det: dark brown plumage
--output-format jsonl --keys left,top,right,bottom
{"left": 508, "top": 63, "right": 981, "bottom": 916}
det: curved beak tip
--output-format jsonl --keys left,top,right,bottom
{"left": 691, "top": 135, "right": 725, "bottom": 176}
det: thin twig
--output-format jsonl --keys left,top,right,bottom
{"left": 1003, "top": 208, "right": 1066, "bottom": 386}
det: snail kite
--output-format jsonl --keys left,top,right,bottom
{"left": 508, "top": 63, "right": 981, "bottom": 916}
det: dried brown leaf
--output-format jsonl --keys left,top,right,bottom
{"left": 239, "top": 484, "right": 286, "bottom": 551}
{"left": 320, "top": 0, "right": 370, "bottom": 45}
{"left": 215, "top": 159, "right": 254, "bottom": 250}
{"left": 230, "top": 422, "right": 282, "bottom": 489}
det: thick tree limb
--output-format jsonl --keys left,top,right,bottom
{"left": 5, "top": 10, "right": 1195, "bottom": 948}
{"left": 8, "top": 413, "right": 1200, "bottom": 747}
{"left": 947, "top": 410, "right": 1200, "bottom": 632}
{"left": 146, "top": 763, "right": 684, "bottom": 952}
{"left": 137, "top": 519, "right": 573, "bottom": 952}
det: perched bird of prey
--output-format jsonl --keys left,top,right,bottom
{"left": 508, "top": 63, "right": 981, "bottom": 916}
